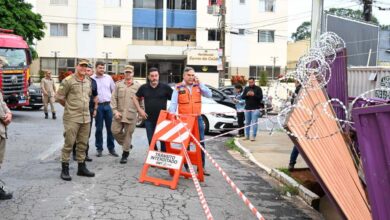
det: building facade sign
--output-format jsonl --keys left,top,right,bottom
{"left": 187, "top": 49, "right": 218, "bottom": 66}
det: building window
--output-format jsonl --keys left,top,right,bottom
{"left": 167, "top": 0, "right": 197, "bottom": 10}
{"left": 129, "top": 62, "right": 147, "bottom": 78}
{"left": 133, "top": 0, "right": 162, "bottom": 9}
{"left": 208, "top": 29, "right": 220, "bottom": 41}
{"left": 41, "top": 57, "right": 76, "bottom": 76}
{"left": 250, "top": 65, "right": 281, "bottom": 79}
{"left": 259, "top": 0, "right": 275, "bottom": 12}
{"left": 50, "top": 0, "right": 68, "bottom": 5}
{"left": 240, "top": 0, "right": 245, "bottom": 4}
{"left": 50, "top": 23, "right": 68, "bottom": 36}
{"left": 82, "top": 24, "right": 90, "bottom": 31}
{"left": 104, "top": 25, "right": 121, "bottom": 38}
{"left": 238, "top": 29, "right": 245, "bottom": 35}
{"left": 168, "top": 34, "right": 191, "bottom": 41}
{"left": 104, "top": 0, "right": 121, "bottom": 7}
{"left": 133, "top": 27, "right": 163, "bottom": 40}
{"left": 258, "top": 30, "right": 274, "bottom": 42}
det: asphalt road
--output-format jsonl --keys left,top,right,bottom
{"left": 0, "top": 104, "right": 321, "bottom": 220}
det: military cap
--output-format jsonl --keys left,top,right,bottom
{"left": 78, "top": 59, "right": 90, "bottom": 66}
{"left": 124, "top": 65, "right": 134, "bottom": 72}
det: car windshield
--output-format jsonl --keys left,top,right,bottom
{"left": 0, "top": 48, "right": 27, "bottom": 68}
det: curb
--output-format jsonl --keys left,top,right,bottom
{"left": 233, "top": 138, "right": 320, "bottom": 207}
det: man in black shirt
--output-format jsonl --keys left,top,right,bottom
{"left": 241, "top": 77, "right": 263, "bottom": 141}
{"left": 133, "top": 68, "right": 173, "bottom": 152}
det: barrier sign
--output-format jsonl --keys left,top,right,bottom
{"left": 145, "top": 151, "right": 183, "bottom": 170}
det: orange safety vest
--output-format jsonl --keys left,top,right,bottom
{"left": 176, "top": 83, "right": 202, "bottom": 115}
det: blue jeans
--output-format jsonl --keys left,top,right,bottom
{"left": 184, "top": 116, "right": 206, "bottom": 168}
{"left": 245, "top": 110, "right": 261, "bottom": 138}
{"left": 198, "top": 116, "right": 206, "bottom": 167}
{"left": 289, "top": 146, "right": 299, "bottom": 166}
{"left": 145, "top": 119, "right": 166, "bottom": 152}
{"left": 95, "top": 104, "right": 115, "bottom": 152}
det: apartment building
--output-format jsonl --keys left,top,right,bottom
{"left": 31, "top": 0, "right": 288, "bottom": 86}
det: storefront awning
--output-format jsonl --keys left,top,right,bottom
{"left": 145, "top": 54, "right": 187, "bottom": 61}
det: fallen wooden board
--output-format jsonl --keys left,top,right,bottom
{"left": 285, "top": 77, "right": 371, "bottom": 220}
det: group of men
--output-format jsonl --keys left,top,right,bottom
{"left": 54, "top": 59, "right": 212, "bottom": 181}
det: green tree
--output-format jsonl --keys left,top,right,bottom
{"left": 381, "top": 25, "right": 390, "bottom": 30}
{"left": 291, "top": 21, "right": 311, "bottom": 41}
{"left": 259, "top": 71, "right": 268, "bottom": 86}
{"left": 291, "top": 8, "right": 381, "bottom": 41}
{"left": 0, "top": 0, "right": 45, "bottom": 58}
{"left": 327, "top": 8, "right": 379, "bottom": 25}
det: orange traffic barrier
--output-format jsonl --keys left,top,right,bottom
{"left": 139, "top": 110, "right": 204, "bottom": 189}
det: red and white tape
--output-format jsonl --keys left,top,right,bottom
{"left": 176, "top": 117, "right": 266, "bottom": 220}
{"left": 181, "top": 145, "right": 214, "bottom": 220}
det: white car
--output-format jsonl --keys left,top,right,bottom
{"left": 199, "top": 97, "right": 238, "bottom": 134}
{"left": 136, "top": 97, "right": 238, "bottom": 134}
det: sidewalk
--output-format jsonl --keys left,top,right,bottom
{"left": 236, "top": 131, "right": 307, "bottom": 170}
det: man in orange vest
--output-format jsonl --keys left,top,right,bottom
{"left": 168, "top": 67, "right": 212, "bottom": 176}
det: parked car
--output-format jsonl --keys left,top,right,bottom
{"left": 218, "top": 85, "right": 273, "bottom": 112}
{"left": 167, "top": 83, "right": 235, "bottom": 109}
{"left": 136, "top": 97, "right": 238, "bottom": 134}
{"left": 27, "top": 84, "right": 43, "bottom": 110}
{"left": 198, "top": 97, "right": 237, "bottom": 134}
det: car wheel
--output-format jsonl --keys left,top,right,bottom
{"left": 201, "top": 115, "right": 210, "bottom": 135}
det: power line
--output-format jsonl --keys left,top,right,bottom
{"left": 225, "top": 1, "right": 360, "bottom": 27}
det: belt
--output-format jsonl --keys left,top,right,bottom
{"left": 98, "top": 102, "right": 111, "bottom": 105}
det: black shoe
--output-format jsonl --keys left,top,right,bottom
{"left": 288, "top": 164, "right": 295, "bottom": 172}
{"left": 120, "top": 151, "right": 129, "bottom": 164}
{"left": 201, "top": 168, "right": 211, "bottom": 176}
{"left": 96, "top": 151, "right": 102, "bottom": 157}
{"left": 0, "top": 186, "right": 12, "bottom": 200}
{"left": 61, "top": 162, "right": 72, "bottom": 181}
{"left": 184, "top": 164, "right": 190, "bottom": 173}
{"left": 109, "top": 150, "right": 119, "bottom": 157}
{"left": 85, "top": 156, "right": 93, "bottom": 162}
{"left": 77, "top": 162, "right": 95, "bottom": 177}
{"left": 44, "top": 113, "right": 48, "bottom": 119}
{"left": 52, "top": 113, "right": 57, "bottom": 120}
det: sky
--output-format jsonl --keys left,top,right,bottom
{"left": 288, "top": 0, "right": 390, "bottom": 36}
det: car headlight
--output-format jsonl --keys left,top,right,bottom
{"left": 28, "top": 89, "right": 35, "bottom": 93}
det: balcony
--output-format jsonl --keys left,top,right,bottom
{"left": 132, "top": 8, "right": 196, "bottom": 29}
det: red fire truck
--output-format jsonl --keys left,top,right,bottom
{"left": 0, "top": 28, "right": 31, "bottom": 107}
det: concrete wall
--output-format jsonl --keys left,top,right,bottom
{"left": 348, "top": 66, "right": 390, "bottom": 97}
{"left": 287, "top": 39, "right": 311, "bottom": 69}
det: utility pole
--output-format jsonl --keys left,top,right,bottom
{"left": 363, "top": 0, "right": 373, "bottom": 22}
{"left": 218, "top": 0, "right": 226, "bottom": 87}
{"left": 51, "top": 51, "right": 60, "bottom": 76}
{"left": 310, "top": 0, "right": 324, "bottom": 46}
{"left": 270, "top": 56, "right": 278, "bottom": 80}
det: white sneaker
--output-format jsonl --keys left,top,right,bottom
{"left": 250, "top": 137, "right": 256, "bottom": 141}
